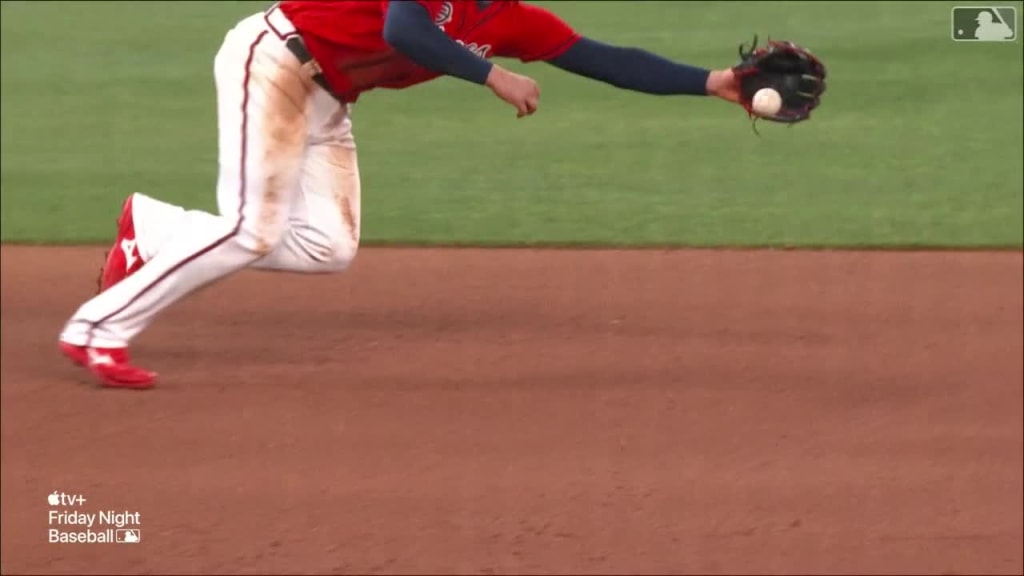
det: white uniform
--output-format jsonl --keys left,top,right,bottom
{"left": 60, "top": 7, "right": 360, "bottom": 349}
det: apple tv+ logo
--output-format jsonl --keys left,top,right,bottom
{"left": 48, "top": 491, "right": 86, "bottom": 506}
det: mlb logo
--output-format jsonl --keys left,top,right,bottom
{"left": 115, "top": 529, "right": 141, "bottom": 543}
{"left": 951, "top": 6, "right": 1017, "bottom": 41}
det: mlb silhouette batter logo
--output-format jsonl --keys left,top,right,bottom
{"left": 115, "top": 529, "right": 141, "bottom": 543}
{"left": 951, "top": 6, "right": 1017, "bottom": 41}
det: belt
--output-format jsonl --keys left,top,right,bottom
{"left": 284, "top": 36, "right": 339, "bottom": 100}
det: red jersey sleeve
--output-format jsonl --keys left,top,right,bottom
{"left": 499, "top": 2, "right": 582, "bottom": 63}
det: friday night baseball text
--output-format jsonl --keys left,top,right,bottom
{"left": 49, "top": 510, "right": 141, "bottom": 528}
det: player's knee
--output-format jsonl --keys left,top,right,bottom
{"left": 326, "top": 238, "right": 358, "bottom": 272}
{"left": 294, "top": 227, "right": 358, "bottom": 272}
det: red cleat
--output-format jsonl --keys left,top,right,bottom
{"left": 97, "top": 194, "right": 144, "bottom": 293}
{"left": 59, "top": 341, "right": 156, "bottom": 390}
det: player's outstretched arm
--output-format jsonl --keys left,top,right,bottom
{"left": 547, "top": 37, "right": 740, "bottom": 103}
{"left": 383, "top": 1, "right": 541, "bottom": 117}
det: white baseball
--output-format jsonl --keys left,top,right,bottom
{"left": 752, "top": 88, "right": 782, "bottom": 116}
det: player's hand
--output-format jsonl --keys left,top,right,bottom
{"left": 485, "top": 65, "right": 540, "bottom": 118}
{"left": 706, "top": 69, "right": 741, "bottom": 104}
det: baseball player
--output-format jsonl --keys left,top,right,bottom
{"left": 58, "top": 1, "right": 825, "bottom": 389}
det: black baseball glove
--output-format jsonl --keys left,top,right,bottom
{"left": 731, "top": 36, "right": 827, "bottom": 124}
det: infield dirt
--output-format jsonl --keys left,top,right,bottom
{"left": 2, "top": 246, "right": 1021, "bottom": 574}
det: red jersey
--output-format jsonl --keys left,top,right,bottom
{"left": 278, "top": 0, "right": 581, "bottom": 102}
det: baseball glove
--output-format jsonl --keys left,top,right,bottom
{"left": 731, "top": 36, "right": 827, "bottom": 124}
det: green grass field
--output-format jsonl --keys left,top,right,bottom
{"left": 1, "top": 1, "right": 1021, "bottom": 248}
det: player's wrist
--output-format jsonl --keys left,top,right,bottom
{"left": 706, "top": 69, "right": 740, "bottom": 103}
{"left": 484, "top": 64, "right": 505, "bottom": 89}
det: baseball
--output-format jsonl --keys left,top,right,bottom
{"left": 752, "top": 88, "right": 782, "bottom": 116}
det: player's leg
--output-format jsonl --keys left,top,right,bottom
{"left": 249, "top": 144, "right": 361, "bottom": 273}
{"left": 105, "top": 12, "right": 360, "bottom": 276}
{"left": 250, "top": 95, "right": 361, "bottom": 273}
{"left": 126, "top": 95, "right": 361, "bottom": 274}
{"left": 58, "top": 12, "right": 315, "bottom": 384}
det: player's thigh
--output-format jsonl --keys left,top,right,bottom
{"left": 212, "top": 14, "right": 314, "bottom": 253}
{"left": 293, "top": 93, "right": 361, "bottom": 244}
{"left": 291, "top": 140, "right": 361, "bottom": 259}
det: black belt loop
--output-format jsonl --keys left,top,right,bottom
{"left": 284, "top": 36, "right": 339, "bottom": 101}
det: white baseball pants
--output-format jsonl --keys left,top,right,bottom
{"left": 60, "top": 8, "right": 360, "bottom": 348}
